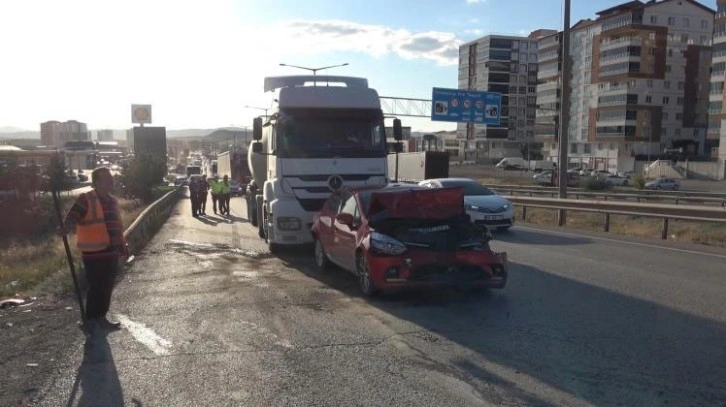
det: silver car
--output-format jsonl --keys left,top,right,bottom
{"left": 645, "top": 178, "right": 679, "bottom": 190}
{"left": 419, "top": 178, "right": 515, "bottom": 231}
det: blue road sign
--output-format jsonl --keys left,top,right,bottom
{"left": 430, "top": 87, "right": 501, "bottom": 125}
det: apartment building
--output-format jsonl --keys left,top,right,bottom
{"left": 96, "top": 129, "right": 114, "bottom": 142}
{"left": 536, "top": 0, "right": 714, "bottom": 174}
{"left": 40, "top": 120, "right": 90, "bottom": 147}
{"left": 709, "top": 0, "right": 726, "bottom": 178}
{"left": 457, "top": 31, "right": 556, "bottom": 161}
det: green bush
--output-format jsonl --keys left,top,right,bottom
{"left": 117, "top": 154, "right": 167, "bottom": 203}
{"left": 580, "top": 176, "right": 612, "bottom": 191}
{"left": 631, "top": 174, "right": 646, "bottom": 189}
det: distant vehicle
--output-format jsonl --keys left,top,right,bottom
{"left": 495, "top": 157, "right": 527, "bottom": 170}
{"left": 229, "top": 181, "right": 243, "bottom": 197}
{"left": 310, "top": 184, "right": 508, "bottom": 296}
{"left": 535, "top": 171, "right": 578, "bottom": 187}
{"left": 186, "top": 165, "right": 202, "bottom": 177}
{"left": 419, "top": 178, "right": 514, "bottom": 231}
{"left": 174, "top": 175, "right": 187, "bottom": 186}
{"left": 529, "top": 160, "right": 555, "bottom": 173}
{"left": 645, "top": 177, "right": 679, "bottom": 190}
{"left": 604, "top": 174, "right": 629, "bottom": 186}
{"left": 618, "top": 170, "right": 635, "bottom": 178}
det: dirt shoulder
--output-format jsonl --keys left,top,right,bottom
{"left": 0, "top": 294, "right": 84, "bottom": 406}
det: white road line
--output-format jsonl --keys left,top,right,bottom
{"left": 115, "top": 314, "right": 173, "bottom": 355}
{"left": 515, "top": 226, "right": 726, "bottom": 260}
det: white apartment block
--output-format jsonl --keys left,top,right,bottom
{"left": 457, "top": 31, "right": 556, "bottom": 161}
{"left": 536, "top": 0, "right": 714, "bottom": 174}
{"left": 709, "top": 0, "right": 726, "bottom": 178}
{"left": 96, "top": 129, "right": 114, "bottom": 142}
{"left": 40, "top": 120, "right": 90, "bottom": 147}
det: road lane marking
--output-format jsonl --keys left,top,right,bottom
{"left": 115, "top": 314, "right": 172, "bottom": 355}
{"left": 515, "top": 226, "right": 726, "bottom": 260}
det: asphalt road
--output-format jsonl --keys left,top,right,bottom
{"left": 34, "top": 190, "right": 726, "bottom": 406}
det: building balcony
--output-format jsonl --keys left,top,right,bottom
{"left": 599, "top": 54, "right": 641, "bottom": 67}
{"left": 599, "top": 37, "right": 642, "bottom": 52}
{"left": 536, "top": 81, "right": 560, "bottom": 93}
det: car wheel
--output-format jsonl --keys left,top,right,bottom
{"left": 314, "top": 238, "right": 330, "bottom": 272}
{"left": 356, "top": 253, "right": 378, "bottom": 297}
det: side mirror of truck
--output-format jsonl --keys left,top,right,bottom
{"left": 393, "top": 118, "right": 403, "bottom": 141}
{"left": 389, "top": 142, "right": 403, "bottom": 153}
{"left": 251, "top": 141, "right": 263, "bottom": 154}
{"left": 252, "top": 117, "right": 263, "bottom": 141}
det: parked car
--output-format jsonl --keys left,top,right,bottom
{"left": 495, "top": 157, "right": 527, "bottom": 170}
{"left": 229, "top": 181, "right": 243, "bottom": 197}
{"left": 533, "top": 171, "right": 553, "bottom": 186}
{"left": 645, "top": 177, "right": 679, "bottom": 190}
{"left": 310, "top": 184, "right": 509, "bottom": 296}
{"left": 603, "top": 174, "right": 629, "bottom": 186}
{"left": 418, "top": 178, "right": 514, "bottom": 231}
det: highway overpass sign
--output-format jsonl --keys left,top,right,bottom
{"left": 430, "top": 87, "right": 501, "bottom": 125}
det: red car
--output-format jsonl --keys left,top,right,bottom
{"left": 311, "top": 183, "right": 508, "bottom": 296}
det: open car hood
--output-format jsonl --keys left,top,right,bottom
{"left": 368, "top": 187, "right": 464, "bottom": 220}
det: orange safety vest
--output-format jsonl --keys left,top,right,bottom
{"left": 76, "top": 190, "right": 111, "bottom": 252}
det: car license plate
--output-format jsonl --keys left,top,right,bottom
{"left": 483, "top": 215, "right": 502, "bottom": 221}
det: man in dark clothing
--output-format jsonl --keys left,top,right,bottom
{"left": 188, "top": 175, "right": 201, "bottom": 217}
{"left": 198, "top": 175, "right": 210, "bottom": 215}
{"left": 58, "top": 167, "right": 129, "bottom": 331}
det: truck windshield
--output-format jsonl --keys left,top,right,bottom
{"left": 276, "top": 108, "right": 387, "bottom": 158}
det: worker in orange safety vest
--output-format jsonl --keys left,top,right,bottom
{"left": 58, "top": 167, "right": 130, "bottom": 331}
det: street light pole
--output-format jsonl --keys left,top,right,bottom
{"left": 279, "top": 62, "right": 349, "bottom": 76}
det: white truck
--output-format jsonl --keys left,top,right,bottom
{"left": 387, "top": 151, "right": 450, "bottom": 183}
{"left": 246, "top": 75, "right": 403, "bottom": 252}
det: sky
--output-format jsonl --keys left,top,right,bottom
{"left": 0, "top": 0, "right": 715, "bottom": 133}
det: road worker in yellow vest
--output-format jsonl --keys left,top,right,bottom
{"left": 58, "top": 167, "right": 130, "bottom": 331}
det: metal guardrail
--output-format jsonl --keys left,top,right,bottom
{"left": 491, "top": 184, "right": 726, "bottom": 207}
{"left": 505, "top": 196, "right": 726, "bottom": 240}
{"left": 124, "top": 187, "right": 182, "bottom": 252}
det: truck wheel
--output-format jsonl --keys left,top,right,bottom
{"left": 247, "top": 196, "right": 257, "bottom": 226}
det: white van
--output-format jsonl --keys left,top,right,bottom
{"left": 495, "top": 157, "right": 527, "bottom": 170}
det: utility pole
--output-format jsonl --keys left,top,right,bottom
{"left": 557, "top": 0, "right": 572, "bottom": 224}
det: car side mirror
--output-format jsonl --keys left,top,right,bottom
{"left": 336, "top": 213, "right": 355, "bottom": 227}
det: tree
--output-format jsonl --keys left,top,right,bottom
{"left": 117, "top": 154, "right": 167, "bottom": 203}
{"left": 44, "top": 153, "right": 68, "bottom": 192}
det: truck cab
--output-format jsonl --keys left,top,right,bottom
{"left": 248, "top": 75, "right": 402, "bottom": 252}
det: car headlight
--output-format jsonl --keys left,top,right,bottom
{"left": 370, "top": 232, "right": 407, "bottom": 255}
{"left": 501, "top": 204, "right": 509, "bottom": 210}
{"left": 465, "top": 204, "right": 479, "bottom": 211}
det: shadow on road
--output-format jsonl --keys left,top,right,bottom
{"left": 494, "top": 227, "right": 592, "bottom": 246}
{"left": 66, "top": 327, "right": 124, "bottom": 407}
{"left": 275, "top": 251, "right": 726, "bottom": 406}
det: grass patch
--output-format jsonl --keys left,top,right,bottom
{"left": 0, "top": 187, "right": 175, "bottom": 299}
{"left": 515, "top": 206, "right": 726, "bottom": 248}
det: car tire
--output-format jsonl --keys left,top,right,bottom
{"left": 356, "top": 253, "right": 378, "bottom": 297}
{"left": 314, "top": 238, "right": 330, "bottom": 272}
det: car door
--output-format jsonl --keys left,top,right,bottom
{"left": 333, "top": 193, "right": 360, "bottom": 272}
{"left": 317, "top": 193, "right": 342, "bottom": 255}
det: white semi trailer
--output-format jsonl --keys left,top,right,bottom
{"left": 246, "top": 75, "right": 403, "bottom": 252}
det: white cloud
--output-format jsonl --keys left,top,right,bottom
{"left": 268, "top": 20, "right": 462, "bottom": 66}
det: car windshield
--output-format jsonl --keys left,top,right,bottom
{"left": 439, "top": 180, "right": 494, "bottom": 196}
{"left": 276, "top": 108, "right": 386, "bottom": 158}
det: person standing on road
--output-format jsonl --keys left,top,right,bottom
{"left": 220, "top": 175, "right": 231, "bottom": 215}
{"left": 58, "top": 167, "right": 129, "bottom": 331}
{"left": 198, "top": 174, "right": 210, "bottom": 216}
{"left": 210, "top": 175, "right": 222, "bottom": 214}
{"left": 188, "top": 175, "right": 201, "bottom": 217}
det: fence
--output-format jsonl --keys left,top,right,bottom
{"left": 124, "top": 187, "right": 183, "bottom": 253}
{"left": 506, "top": 195, "right": 726, "bottom": 240}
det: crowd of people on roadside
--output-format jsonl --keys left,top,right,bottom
{"left": 188, "top": 174, "right": 232, "bottom": 217}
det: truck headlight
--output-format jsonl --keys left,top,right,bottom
{"left": 370, "top": 232, "right": 407, "bottom": 255}
{"left": 280, "top": 179, "right": 295, "bottom": 195}
{"left": 277, "top": 217, "right": 301, "bottom": 230}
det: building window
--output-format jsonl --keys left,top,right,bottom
{"left": 681, "top": 34, "right": 689, "bottom": 43}
{"left": 675, "top": 128, "right": 681, "bottom": 136}
{"left": 668, "top": 49, "right": 673, "bottom": 57}
{"left": 664, "top": 80, "right": 671, "bottom": 89}
{"left": 702, "top": 19, "right": 708, "bottom": 29}
{"left": 527, "top": 86, "right": 536, "bottom": 93}
{"left": 678, "top": 82, "right": 684, "bottom": 90}
{"left": 663, "top": 96, "right": 669, "bottom": 104}
{"left": 570, "top": 144, "right": 577, "bottom": 153}
{"left": 663, "top": 112, "right": 669, "bottom": 120}
{"left": 701, "top": 36, "right": 708, "bottom": 45}
{"left": 521, "top": 42, "right": 528, "bottom": 51}
{"left": 645, "top": 95, "right": 652, "bottom": 103}
{"left": 647, "top": 79, "right": 653, "bottom": 88}
{"left": 668, "top": 16, "right": 675, "bottom": 25}
{"left": 650, "top": 15, "right": 657, "bottom": 24}
{"left": 665, "top": 65, "right": 672, "bottom": 72}
{"left": 683, "top": 18, "right": 689, "bottom": 27}
{"left": 676, "top": 112, "right": 683, "bottom": 120}
{"left": 677, "top": 97, "right": 684, "bottom": 105}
